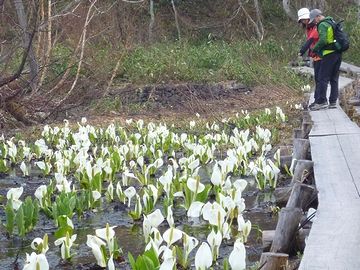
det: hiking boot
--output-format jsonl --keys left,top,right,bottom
{"left": 310, "top": 103, "right": 328, "bottom": 111}
{"left": 328, "top": 103, "right": 337, "bottom": 109}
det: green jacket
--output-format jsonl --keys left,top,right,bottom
{"left": 313, "top": 16, "right": 340, "bottom": 57}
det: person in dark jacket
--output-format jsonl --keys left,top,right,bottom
{"left": 309, "top": 9, "right": 342, "bottom": 111}
{"left": 297, "top": 8, "right": 321, "bottom": 109}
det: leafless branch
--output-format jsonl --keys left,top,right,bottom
{"left": 0, "top": 28, "right": 36, "bottom": 88}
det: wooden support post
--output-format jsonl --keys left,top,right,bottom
{"left": 293, "top": 128, "right": 304, "bottom": 139}
{"left": 262, "top": 230, "right": 275, "bottom": 251}
{"left": 293, "top": 139, "right": 310, "bottom": 161}
{"left": 301, "top": 121, "right": 312, "bottom": 139}
{"left": 259, "top": 252, "right": 288, "bottom": 270}
{"left": 263, "top": 229, "right": 310, "bottom": 252}
{"left": 291, "top": 160, "right": 314, "bottom": 184}
{"left": 286, "top": 181, "right": 316, "bottom": 211}
{"left": 296, "top": 228, "right": 311, "bottom": 252}
{"left": 270, "top": 207, "right": 302, "bottom": 253}
{"left": 280, "top": 145, "right": 292, "bottom": 156}
{"left": 273, "top": 186, "right": 292, "bottom": 206}
{"left": 302, "top": 111, "right": 311, "bottom": 122}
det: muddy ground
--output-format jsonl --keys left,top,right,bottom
{"left": 0, "top": 81, "right": 305, "bottom": 133}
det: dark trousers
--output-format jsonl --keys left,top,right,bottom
{"left": 317, "top": 52, "right": 342, "bottom": 104}
{"left": 313, "top": 60, "right": 321, "bottom": 102}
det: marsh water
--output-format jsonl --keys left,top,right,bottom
{"left": 0, "top": 167, "right": 279, "bottom": 269}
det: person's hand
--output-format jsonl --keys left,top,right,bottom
{"left": 298, "top": 52, "right": 302, "bottom": 57}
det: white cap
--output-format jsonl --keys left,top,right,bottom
{"left": 297, "top": 8, "right": 310, "bottom": 22}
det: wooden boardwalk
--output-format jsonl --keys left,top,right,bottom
{"left": 297, "top": 64, "right": 360, "bottom": 269}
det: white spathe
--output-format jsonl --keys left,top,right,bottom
{"left": 195, "top": 242, "right": 212, "bottom": 270}
{"left": 229, "top": 240, "right": 246, "bottom": 270}
{"left": 86, "top": 235, "right": 107, "bottom": 267}
{"left": 207, "top": 229, "right": 222, "bottom": 260}
{"left": 7, "top": 186, "right": 23, "bottom": 210}
{"left": 210, "top": 162, "right": 222, "bottom": 186}
{"left": 23, "top": 252, "right": 49, "bottom": 270}
{"left": 187, "top": 177, "right": 205, "bottom": 194}
{"left": 187, "top": 201, "right": 204, "bottom": 218}
{"left": 124, "top": 186, "right": 136, "bottom": 207}
{"left": 54, "top": 234, "right": 77, "bottom": 259}
{"left": 166, "top": 205, "right": 174, "bottom": 227}
{"left": 163, "top": 227, "right": 183, "bottom": 246}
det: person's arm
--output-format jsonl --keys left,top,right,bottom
{"left": 313, "top": 22, "right": 328, "bottom": 53}
{"left": 299, "top": 38, "right": 314, "bottom": 56}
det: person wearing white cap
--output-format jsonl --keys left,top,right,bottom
{"left": 309, "top": 9, "right": 342, "bottom": 110}
{"left": 297, "top": 8, "right": 321, "bottom": 109}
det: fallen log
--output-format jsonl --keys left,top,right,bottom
{"left": 259, "top": 252, "right": 288, "bottom": 270}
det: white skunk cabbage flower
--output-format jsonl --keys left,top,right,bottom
{"left": 23, "top": 252, "right": 49, "bottom": 270}
{"left": 86, "top": 235, "right": 107, "bottom": 267}
{"left": 229, "top": 239, "right": 246, "bottom": 270}
{"left": 7, "top": 187, "right": 23, "bottom": 210}
{"left": 163, "top": 227, "right": 183, "bottom": 247}
{"left": 124, "top": 186, "right": 136, "bottom": 207}
{"left": 195, "top": 242, "right": 212, "bottom": 270}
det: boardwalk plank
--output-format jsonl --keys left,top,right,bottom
{"left": 337, "top": 134, "right": 360, "bottom": 195}
{"left": 298, "top": 63, "right": 360, "bottom": 270}
{"left": 300, "top": 200, "right": 360, "bottom": 269}
{"left": 310, "top": 108, "right": 360, "bottom": 136}
{"left": 308, "top": 136, "right": 359, "bottom": 201}
{"left": 340, "top": 62, "right": 360, "bottom": 74}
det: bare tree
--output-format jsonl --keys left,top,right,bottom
{"left": 239, "top": 0, "right": 264, "bottom": 41}
{"left": 0, "top": 29, "right": 35, "bottom": 88}
{"left": 13, "top": 0, "right": 39, "bottom": 91}
{"left": 253, "top": 0, "right": 264, "bottom": 41}
{"left": 56, "top": 0, "right": 98, "bottom": 105}
{"left": 171, "top": 0, "right": 181, "bottom": 40}
{"left": 282, "top": 0, "right": 296, "bottom": 21}
{"left": 36, "top": 0, "right": 52, "bottom": 91}
{"left": 148, "top": 0, "right": 155, "bottom": 42}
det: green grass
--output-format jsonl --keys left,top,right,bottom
{"left": 118, "top": 40, "right": 304, "bottom": 88}
{"left": 341, "top": 7, "right": 360, "bottom": 66}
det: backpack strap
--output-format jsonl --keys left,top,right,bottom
{"left": 321, "top": 19, "right": 337, "bottom": 50}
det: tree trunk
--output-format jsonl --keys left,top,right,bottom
{"left": 282, "top": 0, "right": 296, "bottom": 21}
{"left": 171, "top": 0, "right": 181, "bottom": 41}
{"left": 13, "top": 0, "right": 39, "bottom": 91}
{"left": 148, "top": 0, "right": 155, "bottom": 42}
{"left": 36, "top": 0, "right": 52, "bottom": 91}
{"left": 253, "top": 0, "right": 264, "bottom": 40}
